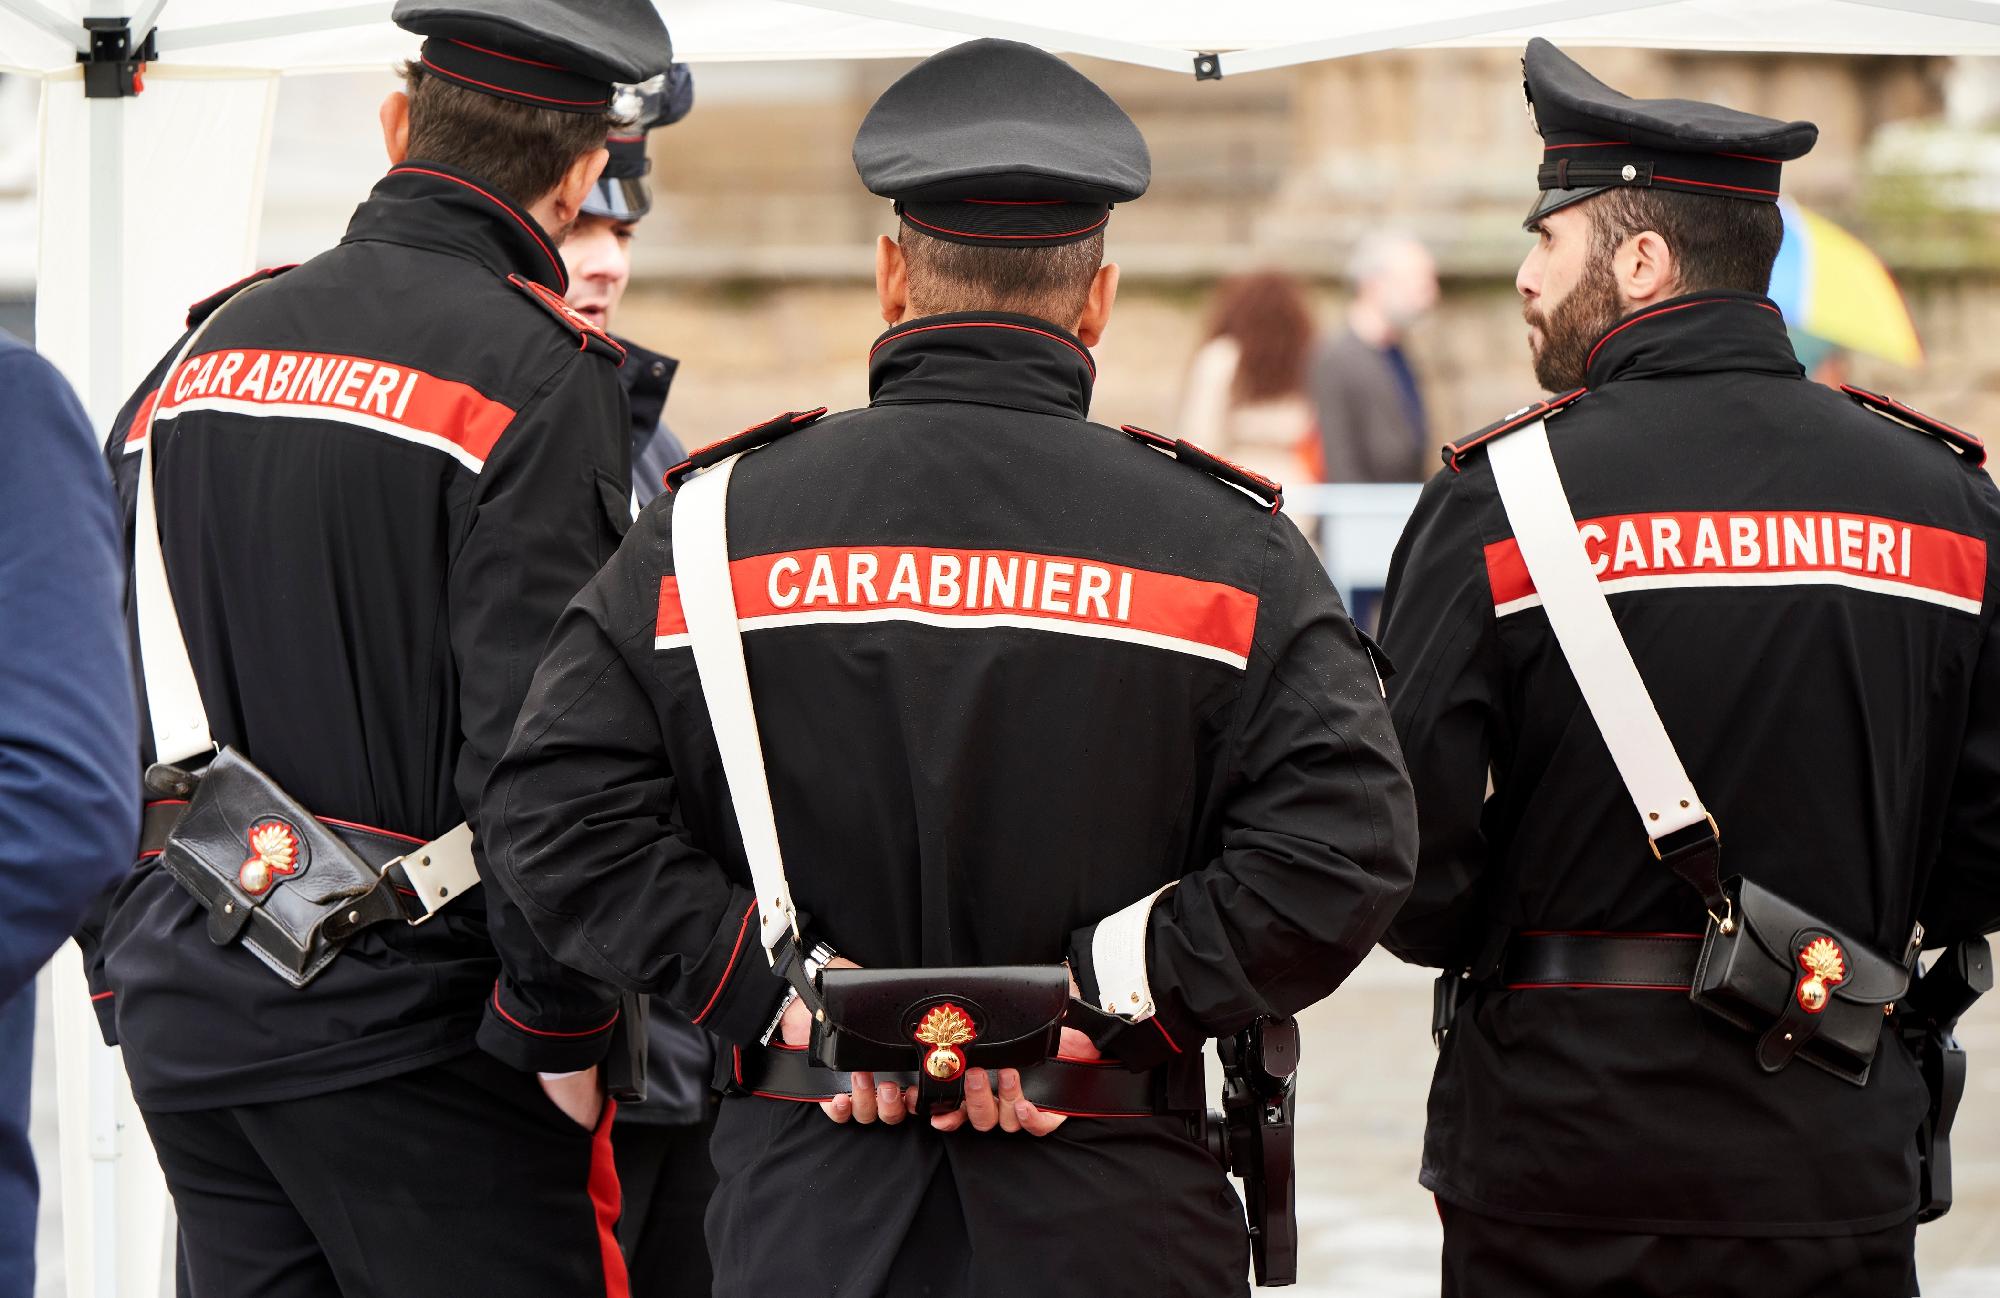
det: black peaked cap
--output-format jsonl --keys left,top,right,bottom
{"left": 396, "top": 0, "right": 673, "bottom": 115}
{"left": 854, "top": 38, "right": 1149, "bottom": 246}
{"left": 1523, "top": 37, "right": 1817, "bottom": 226}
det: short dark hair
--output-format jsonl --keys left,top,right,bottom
{"left": 400, "top": 64, "right": 610, "bottom": 209}
{"left": 1585, "top": 188, "right": 1786, "bottom": 296}
{"left": 900, "top": 224, "right": 1104, "bottom": 325}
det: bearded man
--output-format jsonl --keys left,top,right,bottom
{"left": 1378, "top": 37, "right": 2000, "bottom": 1298}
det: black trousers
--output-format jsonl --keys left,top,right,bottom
{"left": 143, "top": 1050, "right": 626, "bottom": 1298}
{"left": 613, "top": 1111, "right": 718, "bottom": 1298}
{"left": 1440, "top": 1201, "right": 1920, "bottom": 1298}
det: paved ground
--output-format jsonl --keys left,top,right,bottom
{"left": 31, "top": 950, "right": 2000, "bottom": 1295}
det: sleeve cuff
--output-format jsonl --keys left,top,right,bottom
{"left": 685, "top": 893, "right": 792, "bottom": 1046}
{"left": 88, "top": 990, "right": 117, "bottom": 1046}
{"left": 477, "top": 980, "right": 619, "bottom": 1073}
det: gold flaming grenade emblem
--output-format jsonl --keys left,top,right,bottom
{"left": 1795, "top": 937, "right": 1848, "bottom": 1014}
{"left": 913, "top": 1003, "right": 978, "bottom": 1082}
{"left": 239, "top": 820, "right": 301, "bottom": 897}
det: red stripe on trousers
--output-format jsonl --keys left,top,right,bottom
{"left": 589, "top": 1098, "right": 630, "bottom": 1298}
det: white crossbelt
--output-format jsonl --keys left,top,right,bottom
{"left": 133, "top": 285, "right": 478, "bottom": 912}
{"left": 671, "top": 452, "right": 800, "bottom": 961}
{"left": 1486, "top": 418, "right": 1710, "bottom": 842}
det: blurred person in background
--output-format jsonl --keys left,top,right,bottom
{"left": 1178, "top": 270, "right": 1320, "bottom": 487}
{"left": 567, "top": 66, "right": 692, "bottom": 515}
{"left": 561, "top": 62, "right": 720, "bottom": 1298}
{"left": 0, "top": 335, "right": 139, "bottom": 1298}
{"left": 1310, "top": 231, "right": 1438, "bottom": 482}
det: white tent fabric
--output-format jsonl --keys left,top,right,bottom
{"left": 6, "top": 1, "right": 2000, "bottom": 1293}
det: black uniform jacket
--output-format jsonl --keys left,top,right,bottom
{"left": 86, "top": 162, "right": 629, "bottom": 1111}
{"left": 487, "top": 313, "right": 1417, "bottom": 1291}
{"left": 613, "top": 330, "right": 711, "bottom": 1125}
{"left": 1380, "top": 290, "right": 2000, "bottom": 1235}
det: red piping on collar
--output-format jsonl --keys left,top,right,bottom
{"left": 899, "top": 209, "right": 1108, "bottom": 243}
{"left": 450, "top": 38, "right": 566, "bottom": 72}
{"left": 389, "top": 165, "right": 567, "bottom": 290}
{"left": 1583, "top": 298, "right": 1782, "bottom": 373}
{"left": 871, "top": 319, "right": 1096, "bottom": 378}
{"left": 418, "top": 58, "right": 608, "bottom": 109}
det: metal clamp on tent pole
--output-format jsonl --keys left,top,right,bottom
{"left": 80, "top": 17, "right": 156, "bottom": 99}
{"left": 1193, "top": 52, "right": 1223, "bottom": 80}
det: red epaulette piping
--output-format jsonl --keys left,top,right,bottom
{"left": 1442, "top": 388, "right": 1589, "bottom": 473}
{"left": 664, "top": 407, "right": 830, "bottom": 493}
{"left": 1841, "top": 385, "right": 1986, "bottom": 468}
{"left": 506, "top": 274, "right": 628, "bottom": 364}
{"left": 1121, "top": 424, "right": 1285, "bottom": 514}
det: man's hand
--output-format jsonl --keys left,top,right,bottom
{"left": 774, "top": 956, "right": 918, "bottom": 1125}
{"left": 538, "top": 1065, "right": 603, "bottom": 1131}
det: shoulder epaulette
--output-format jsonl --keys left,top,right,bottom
{"left": 506, "top": 274, "right": 628, "bottom": 364}
{"left": 664, "top": 408, "right": 830, "bottom": 493}
{"left": 1841, "top": 385, "right": 1985, "bottom": 468}
{"left": 1121, "top": 425, "right": 1284, "bottom": 514}
{"left": 1442, "top": 388, "right": 1589, "bottom": 472}
{"left": 186, "top": 265, "right": 295, "bottom": 327}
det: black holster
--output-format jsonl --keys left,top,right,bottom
{"left": 1900, "top": 936, "right": 1992, "bottom": 1221}
{"left": 1205, "top": 1017, "right": 1299, "bottom": 1288}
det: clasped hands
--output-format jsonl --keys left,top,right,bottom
{"left": 776, "top": 958, "right": 1097, "bottom": 1137}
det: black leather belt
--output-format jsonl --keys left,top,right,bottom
{"left": 1504, "top": 931, "right": 1702, "bottom": 990}
{"left": 140, "top": 798, "right": 434, "bottom": 925}
{"left": 732, "top": 1044, "right": 1175, "bottom": 1118}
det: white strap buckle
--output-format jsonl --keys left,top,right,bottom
{"left": 385, "top": 823, "right": 480, "bottom": 924}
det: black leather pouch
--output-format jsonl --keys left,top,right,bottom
{"left": 1691, "top": 877, "right": 1908, "bottom": 1086}
{"left": 811, "top": 965, "right": 1070, "bottom": 1111}
{"left": 156, "top": 747, "right": 403, "bottom": 988}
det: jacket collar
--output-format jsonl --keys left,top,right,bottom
{"left": 616, "top": 334, "right": 680, "bottom": 434}
{"left": 1584, "top": 290, "right": 1803, "bottom": 388}
{"left": 868, "top": 312, "right": 1096, "bottom": 420}
{"left": 341, "top": 160, "right": 569, "bottom": 294}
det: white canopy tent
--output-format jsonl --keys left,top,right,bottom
{"left": 6, "top": 2, "right": 1999, "bottom": 1293}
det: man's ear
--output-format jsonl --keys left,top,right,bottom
{"left": 876, "top": 234, "right": 910, "bottom": 326}
{"left": 379, "top": 91, "right": 411, "bottom": 166}
{"left": 549, "top": 147, "right": 611, "bottom": 231}
{"left": 1075, "top": 262, "right": 1120, "bottom": 348}
{"left": 1617, "top": 229, "right": 1677, "bottom": 309}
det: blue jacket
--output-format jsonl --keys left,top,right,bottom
{"left": 0, "top": 334, "right": 138, "bottom": 1000}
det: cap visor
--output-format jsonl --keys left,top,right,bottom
{"left": 1524, "top": 184, "right": 1609, "bottom": 228}
{"left": 582, "top": 176, "right": 653, "bottom": 222}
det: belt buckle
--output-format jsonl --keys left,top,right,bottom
{"left": 381, "top": 824, "right": 477, "bottom": 926}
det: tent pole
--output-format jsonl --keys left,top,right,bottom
{"left": 0, "top": 0, "right": 85, "bottom": 52}
{"left": 85, "top": 84, "right": 125, "bottom": 428}
{"left": 779, "top": 0, "right": 1194, "bottom": 73}
{"left": 1216, "top": 0, "right": 1681, "bottom": 76}
{"left": 157, "top": 2, "right": 390, "bottom": 54}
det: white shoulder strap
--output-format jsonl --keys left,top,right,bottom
{"left": 1486, "top": 419, "right": 1711, "bottom": 844}
{"left": 134, "top": 310, "right": 233, "bottom": 765}
{"left": 671, "top": 453, "right": 799, "bottom": 963}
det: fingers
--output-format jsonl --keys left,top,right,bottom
{"left": 848, "top": 1072, "right": 879, "bottom": 1124}
{"left": 962, "top": 1069, "right": 1001, "bottom": 1132}
{"left": 1013, "top": 1097, "right": 1067, "bottom": 1137}
{"left": 875, "top": 1079, "right": 910, "bottom": 1127}
{"left": 995, "top": 1069, "right": 1024, "bottom": 1133}
{"left": 821, "top": 1094, "right": 852, "bottom": 1124}
{"left": 930, "top": 1106, "right": 967, "bottom": 1132}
